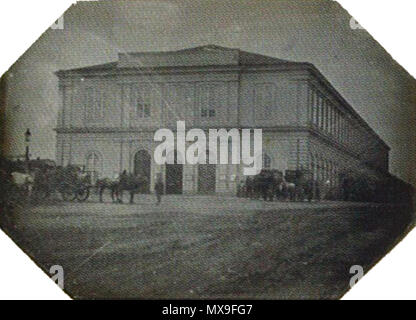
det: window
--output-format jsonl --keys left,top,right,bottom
{"left": 310, "top": 87, "right": 321, "bottom": 126}
{"left": 317, "top": 96, "right": 321, "bottom": 128}
{"left": 319, "top": 95, "right": 325, "bottom": 130}
{"left": 317, "top": 158, "right": 322, "bottom": 181}
{"left": 84, "top": 87, "right": 104, "bottom": 121}
{"left": 344, "top": 119, "right": 348, "bottom": 143}
{"left": 135, "top": 88, "right": 151, "bottom": 118}
{"left": 311, "top": 154, "right": 317, "bottom": 180}
{"left": 254, "top": 83, "right": 275, "bottom": 120}
{"left": 200, "top": 84, "right": 220, "bottom": 119}
{"left": 312, "top": 90, "right": 318, "bottom": 125}
{"left": 337, "top": 112, "right": 342, "bottom": 141}
{"left": 328, "top": 103, "right": 333, "bottom": 134}
{"left": 201, "top": 108, "right": 216, "bottom": 118}
{"left": 346, "top": 121, "right": 351, "bottom": 145}
{"left": 331, "top": 161, "right": 336, "bottom": 187}
{"left": 325, "top": 160, "right": 330, "bottom": 183}
{"left": 335, "top": 111, "right": 339, "bottom": 140}
{"left": 85, "top": 88, "right": 94, "bottom": 118}
{"left": 342, "top": 119, "right": 346, "bottom": 142}
{"left": 314, "top": 94, "right": 319, "bottom": 126}
{"left": 324, "top": 101, "right": 329, "bottom": 133}
{"left": 165, "top": 83, "right": 191, "bottom": 121}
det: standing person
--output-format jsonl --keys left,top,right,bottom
{"left": 116, "top": 170, "right": 128, "bottom": 203}
{"left": 246, "top": 176, "right": 253, "bottom": 199}
{"left": 154, "top": 174, "right": 164, "bottom": 205}
{"left": 237, "top": 179, "right": 245, "bottom": 198}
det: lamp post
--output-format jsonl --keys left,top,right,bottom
{"left": 24, "top": 128, "right": 31, "bottom": 163}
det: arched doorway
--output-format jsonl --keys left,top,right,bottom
{"left": 134, "top": 150, "right": 151, "bottom": 193}
{"left": 165, "top": 150, "right": 183, "bottom": 194}
{"left": 198, "top": 151, "right": 216, "bottom": 194}
{"left": 198, "top": 163, "right": 216, "bottom": 194}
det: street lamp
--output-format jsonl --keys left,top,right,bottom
{"left": 24, "top": 128, "right": 31, "bottom": 161}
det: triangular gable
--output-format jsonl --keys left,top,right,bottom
{"left": 118, "top": 45, "right": 240, "bottom": 68}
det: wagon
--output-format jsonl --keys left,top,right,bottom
{"left": 32, "top": 165, "right": 92, "bottom": 202}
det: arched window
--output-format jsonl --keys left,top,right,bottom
{"left": 85, "top": 152, "right": 102, "bottom": 183}
{"left": 133, "top": 150, "right": 151, "bottom": 192}
{"left": 263, "top": 153, "right": 272, "bottom": 169}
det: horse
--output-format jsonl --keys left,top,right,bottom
{"left": 246, "top": 171, "right": 271, "bottom": 200}
{"left": 243, "top": 170, "right": 284, "bottom": 201}
{"left": 97, "top": 173, "right": 148, "bottom": 204}
{"left": 258, "top": 170, "right": 283, "bottom": 201}
{"left": 10, "top": 171, "right": 34, "bottom": 197}
{"left": 0, "top": 168, "right": 15, "bottom": 208}
{"left": 116, "top": 174, "right": 148, "bottom": 203}
{"left": 279, "top": 179, "right": 296, "bottom": 201}
{"left": 304, "top": 179, "right": 320, "bottom": 202}
{"left": 97, "top": 178, "right": 119, "bottom": 203}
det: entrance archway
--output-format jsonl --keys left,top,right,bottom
{"left": 198, "top": 163, "right": 216, "bottom": 194}
{"left": 134, "top": 150, "right": 151, "bottom": 193}
{"left": 165, "top": 150, "right": 183, "bottom": 194}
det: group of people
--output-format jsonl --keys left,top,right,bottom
{"left": 237, "top": 169, "right": 321, "bottom": 202}
{"left": 111, "top": 168, "right": 318, "bottom": 204}
{"left": 102, "top": 170, "right": 164, "bottom": 205}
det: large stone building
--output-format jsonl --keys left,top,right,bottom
{"left": 55, "top": 45, "right": 389, "bottom": 195}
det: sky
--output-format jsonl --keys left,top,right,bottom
{"left": 2, "top": 0, "right": 415, "bottom": 185}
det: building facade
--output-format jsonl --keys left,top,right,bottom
{"left": 55, "top": 45, "right": 390, "bottom": 194}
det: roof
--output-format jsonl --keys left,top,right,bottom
{"left": 56, "top": 45, "right": 301, "bottom": 74}
{"left": 124, "top": 45, "right": 296, "bottom": 64}
{"left": 56, "top": 61, "right": 117, "bottom": 74}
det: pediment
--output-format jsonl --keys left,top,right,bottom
{"left": 118, "top": 45, "right": 240, "bottom": 68}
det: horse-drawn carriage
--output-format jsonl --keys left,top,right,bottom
{"left": 32, "top": 164, "right": 93, "bottom": 202}
{"left": 97, "top": 171, "right": 149, "bottom": 204}
{"left": 238, "top": 168, "right": 319, "bottom": 202}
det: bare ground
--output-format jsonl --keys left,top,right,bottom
{"left": 0, "top": 194, "right": 413, "bottom": 299}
